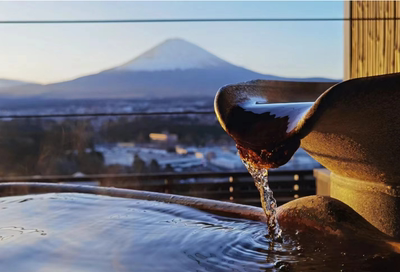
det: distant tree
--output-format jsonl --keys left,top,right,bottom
{"left": 133, "top": 154, "right": 147, "bottom": 173}
{"left": 164, "top": 164, "right": 174, "bottom": 173}
{"left": 166, "top": 146, "right": 176, "bottom": 153}
{"left": 136, "top": 132, "right": 147, "bottom": 143}
{"left": 149, "top": 159, "right": 160, "bottom": 173}
{"left": 77, "top": 151, "right": 105, "bottom": 174}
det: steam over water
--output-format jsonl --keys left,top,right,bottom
{"left": 0, "top": 193, "right": 399, "bottom": 271}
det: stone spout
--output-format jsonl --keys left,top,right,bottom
{"left": 214, "top": 73, "right": 400, "bottom": 238}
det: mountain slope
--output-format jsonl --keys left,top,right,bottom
{"left": 0, "top": 79, "right": 42, "bottom": 97}
{"left": 0, "top": 78, "right": 36, "bottom": 89}
{"left": 42, "top": 67, "right": 290, "bottom": 99}
{"left": 5, "top": 38, "right": 339, "bottom": 99}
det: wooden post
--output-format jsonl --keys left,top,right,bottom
{"left": 164, "top": 178, "right": 170, "bottom": 194}
{"left": 348, "top": 1, "right": 400, "bottom": 78}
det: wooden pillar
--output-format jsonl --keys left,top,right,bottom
{"left": 346, "top": 1, "right": 400, "bottom": 79}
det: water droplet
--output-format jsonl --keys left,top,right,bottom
{"left": 275, "top": 261, "right": 292, "bottom": 271}
{"left": 278, "top": 264, "right": 291, "bottom": 271}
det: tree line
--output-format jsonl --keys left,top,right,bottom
{"left": 0, "top": 116, "right": 232, "bottom": 177}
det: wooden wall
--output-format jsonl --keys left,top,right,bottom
{"left": 348, "top": 1, "right": 400, "bottom": 78}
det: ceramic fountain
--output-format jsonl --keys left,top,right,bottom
{"left": 214, "top": 73, "right": 400, "bottom": 239}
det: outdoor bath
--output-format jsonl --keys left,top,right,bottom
{"left": 0, "top": 183, "right": 399, "bottom": 271}
{"left": 0, "top": 74, "right": 399, "bottom": 271}
{"left": 0, "top": 0, "right": 399, "bottom": 270}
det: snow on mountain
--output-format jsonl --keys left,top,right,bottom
{"left": 1, "top": 38, "right": 339, "bottom": 99}
{"left": 114, "top": 38, "right": 232, "bottom": 72}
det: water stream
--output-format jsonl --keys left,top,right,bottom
{"left": 219, "top": 100, "right": 314, "bottom": 240}
{"left": 242, "top": 159, "right": 282, "bottom": 240}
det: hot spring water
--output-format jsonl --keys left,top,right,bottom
{"left": 241, "top": 160, "right": 282, "bottom": 240}
{"left": 0, "top": 193, "right": 399, "bottom": 271}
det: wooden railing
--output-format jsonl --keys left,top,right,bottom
{"left": 0, "top": 170, "right": 316, "bottom": 207}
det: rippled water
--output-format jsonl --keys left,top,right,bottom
{"left": 0, "top": 193, "right": 399, "bottom": 272}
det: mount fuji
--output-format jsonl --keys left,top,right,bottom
{"left": 115, "top": 38, "right": 232, "bottom": 72}
{"left": 2, "top": 39, "right": 338, "bottom": 99}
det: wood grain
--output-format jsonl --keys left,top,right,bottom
{"left": 349, "top": 1, "right": 400, "bottom": 78}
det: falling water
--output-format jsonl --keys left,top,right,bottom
{"left": 242, "top": 159, "right": 282, "bottom": 240}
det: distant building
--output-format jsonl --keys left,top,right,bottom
{"left": 195, "top": 152, "right": 204, "bottom": 159}
{"left": 117, "top": 142, "right": 135, "bottom": 147}
{"left": 175, "top": 146, "right": 188, "bottom": 155}
{"left": 73, "top": 172, "right": 86, "bottom": 177}
{"left": 157, "top": 157, "right": 205, "bottom": 171}
{"left": 210, "top": 157, "right": 243, "bottom": 170}
{"left": 149, "top": 133, "right": 167, "bottom": 141}
{"left": 149, "top": 132, "right": 178, "bottom": 144}
{"left": 205, "top": 152, "right": 217, "bottom": 160}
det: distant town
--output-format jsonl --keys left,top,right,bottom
{"left": 0, "top": 97, "right": 321, "bottom": 179}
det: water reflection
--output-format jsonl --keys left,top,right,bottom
{"left": 0, "top": 193, "right": 398, "bottom": 271}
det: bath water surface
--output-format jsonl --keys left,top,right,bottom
{"left": 0, "top": 193, "right": 398, "bottom": 271}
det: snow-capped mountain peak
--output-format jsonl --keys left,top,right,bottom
{"left": 2, "top": 38, "right": 337, "bottom": 99}
{"left": 115, "top": 38, "right": 232, "bottom": 72}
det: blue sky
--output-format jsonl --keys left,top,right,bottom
{"left": 0, "top": 1, "right": 344, "bottom": 83}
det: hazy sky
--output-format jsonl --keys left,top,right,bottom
{"left": 0, "top": 1, "right": 344, "bottom": 84}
